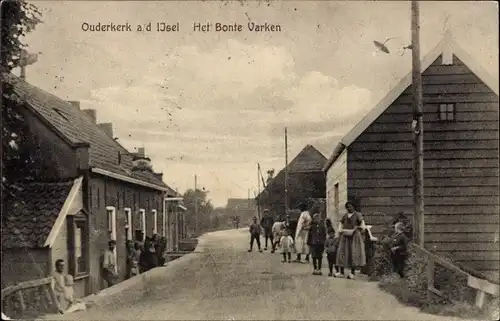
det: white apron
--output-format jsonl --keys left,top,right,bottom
{"left": 295, "top": 211, "right": 311, "bottom": 254}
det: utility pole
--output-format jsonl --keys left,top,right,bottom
{"left": 257, "top": 164, "right": 261, "bottom": 221}
{"left": 411, "top": 0, "right": 425, "bottom": 247}
{"left": 194, "top": 174, "right": 199, "bottom": 236}
{"left": 284, "top": 127, "right": 289, "bottom": 215}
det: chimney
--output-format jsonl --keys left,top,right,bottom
{"left": 98, "top": 123, "right": 113, "bottom": 138}
{"left": 83, "top": 109, "right": 97, "bottom": 123}
{"left": 138, "top": 147, "right": 145, "bottom": 158}
{"left": 153, "top": 172, "right": 163, "bottom": 181}
{"left": 67, "top": 101, "right": 80, "bottom": 109}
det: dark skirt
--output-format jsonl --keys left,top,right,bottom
{"left": 336, "top": 230, "right": 366, "bottom": 268}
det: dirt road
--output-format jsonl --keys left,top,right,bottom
{"left": 48, "top": 229, "right": 465, "bottom": 320}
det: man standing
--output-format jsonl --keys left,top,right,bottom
{"left": 260, "top": 209, "right": 275, "bottom": 251}
{"left": 248, "top": 216, "right": 263, "bottom": 252}
{"left": 51, "top": 259, "right": 68, "bottom": 313}
{"left": 295, "top": 202, "right": 312, "bottom": 263}
{"left": 103, "top": 240, "right": 118, "bottom": 288}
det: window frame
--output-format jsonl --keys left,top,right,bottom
{"left": 152, "top": 209, "right": 158, "bottom": 235}
{"left": 139, "top": 208, "right": 146, "bottom": 242}
{"left": 124, "top": 207, "right": 132, "bottom": 241}
{"left": 106, "top": 206, "right": 117, "bottom": 264}
{"left": 67, "top": 211, "right": 89, "bottom": 279}
{"left": 438, "top": 103, "right": 456, "bottom": 122}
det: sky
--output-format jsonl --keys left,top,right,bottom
{"left": 18, "top": 1, "right": 498, "bottom": 207}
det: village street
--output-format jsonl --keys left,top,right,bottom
{"left": 47, "top": 229, "right": 465, "bottom": 321}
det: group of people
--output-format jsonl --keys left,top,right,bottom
{"left": 248, "top": 201, "right": 409, "bottom": 279}
{"left": 102, "top": 234, "right": 167, "bottom": 288}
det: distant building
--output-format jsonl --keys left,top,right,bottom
{"left": 1, "top": 74, "right": 178, "bottom": 296}
{"left": 256, "top": 144, "right": 327, "bottom": 219}
{"left": 323, "top": 32, "right": 499, "bottom": 281}
{"left": 225, "top": 198, "right": 257, "bottom": 225}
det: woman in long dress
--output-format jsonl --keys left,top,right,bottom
{"left": 336, "top": 201, "right": 367, "bottom": 279}
{"left": 295, "top": 203, "right": 312, "bottom": 263}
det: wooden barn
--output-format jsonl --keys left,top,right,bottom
{"left": 322, "top": 32, "right": 499, "bottom": 280}
{"left": 2, "top": 73, "right": 178, "bottom": 297}
{"left": 257, "top": 144, "right": 327, "bottom": 218}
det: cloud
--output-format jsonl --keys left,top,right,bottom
{"left": 87, "top": 40, "right": 371, "bottom": 166}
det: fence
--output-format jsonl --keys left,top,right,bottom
{"left": 412, "top": 244, "right": 499, "bottom": 309}
{"left": 1, "top": 277, "right": 60, "bottom": 318}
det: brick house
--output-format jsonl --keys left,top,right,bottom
{"left": 1, "top": 73, "right": 178, "bottom": 297}
{"left": 323, "top": 32, "right": 499, "bottom": 280}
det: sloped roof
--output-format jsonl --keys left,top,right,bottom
{"left": 2, "top": 181, "right": 74, "bottom": 249}
{"left": 323, "top": 31, "right": 499, "bottom": 172}
{"left": 3, "top": 73, "right": 175, "bottom": 193}
{"left": 257, "top": 144, "right": 327, "bottom": 199}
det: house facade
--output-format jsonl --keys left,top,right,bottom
{"left": 257, "top": 144, "right": 327, "bottom": 218}
{"left": 1, "top": 74, "right": 178, "bottom": 296}
{"left": 323, "top": 32, "right": 499, "bottom": 280}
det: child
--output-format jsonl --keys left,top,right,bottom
{"left": 248, "top": 216, "right": 263, "bottom": 252}
{"left": 325, "top": 228, "right": 340, "bottom": 277}
{"left": 279, "top": 229, "right": 294, "bottom": 263}
{"left": 391, "top": 222, "right": 409, "bottom": 278}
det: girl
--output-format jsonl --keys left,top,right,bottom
{"left": 307, "top": 213, "right": 327, "bottom": 275}
{"left": 272, "top": 220, "right": 286, "bottom": 253}
{"left": 325, "top": 228, "right": 340, "bottom": 277}
{"left": 279, "top": 229, "right": 294, "bottom": 263}
{"left": 336, "top": 201, "right": 367, "bottom": 279}
{"left": 391, "top": 222, "right": 409, "bottom": 278}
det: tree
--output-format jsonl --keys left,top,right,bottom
{"left": 1, "top": 0, "right": 43, "bottom": 215}
{"left": 182, "top": 188, "right": 214, "bottom": 236}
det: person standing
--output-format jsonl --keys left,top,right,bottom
{"left": 248, "top": 216, "right": 263, "bottom": 252}
{"left": 260, "top": 209, "right": 275, "bottom": 251}
{"left": 307, "top": 213, "right": 327, "bottom": 275}
{"left": 325, "top": 228, "right": 341, "bottom": 277}
{"left": 271, "top": 220, "right": 286, "bottom": 253}
{"left": 279, "top": 229, "right": 294, "bottom": 263}
{"left": 103, "top": 240, "right": 118, "bottom": 287}
{"left": 139, "top": 240, "right": 159, "bottom": 273}
{"left": 390, "top": 222, "right": 409, "bottom": 278}
{"left": 51, "top": 259, "right": 69, "bottom": 312}
{"left": 294, "top": 203, "right": 312, "bottom": 263}
{"left": 336, "top": 202, "right": 367, "bottom": 279}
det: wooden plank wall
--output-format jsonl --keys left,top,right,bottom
{"left": 347, "top": 55, "right": 500, "bottom": 279}
{"left": 326, "top": 149, "right": 348, "bottom": 227}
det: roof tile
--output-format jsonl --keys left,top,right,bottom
{"left": 2, "top": 181, "right": 74, "bottom": 249}
{"left": 3, "top": 73, "right": 173, "bottom": 193}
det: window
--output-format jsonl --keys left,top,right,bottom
{"left": 439, "top": 103, "right": 455, "bottom": 121}
{"left": 118, "top": 151, "right": 122, "bottom": 164}
{"left": 136, "top": 209, "right": 146, "bottom": 242}
{"left": 68, "top": 212, "right": 89, "bottom": 277}
{"left": 106, "top": 206, "right": 116, "bottom": 241}
{"left": 162, "top": 200, "right": 167, "bottom": 237}
{"left": 334, "top": 183, "right": 340, "bottom": 219}
{"left": 152, "top": 209, "right": 158, "bottom": 235}
{"left": 125, "top": 208, "right": 132, "bottom": 241}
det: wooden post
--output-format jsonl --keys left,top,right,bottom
{"left": 426, "top": 257, "right": 435, "bottom": 303}
{"left": 257, "top": 164, "right": 261, "bottom": 221}
{"left": 411, "top": 0, "right": 425, "bottom": 247}
{"left": 194, "top": 175, "right": 199, "bottom": 235}
{"left": 284, "top": 127, "right": 289, "bottom": 215}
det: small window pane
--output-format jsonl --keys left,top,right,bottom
{"left": 439, "top": 111, "right": 447, "bottom": 120}
{"left": 447, "top": 111, "right": 455, "bottom": 121}
{"left": 439, "top": 104, "right": 447, "bottom": 113}
{"left": 446, "top": 104, "right": 454, "bottom": 113}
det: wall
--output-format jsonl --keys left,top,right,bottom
{"left": 22, "top": 109, "right": 78, "bottom": 180}
{"left": 347, "top": 54, "right": 499, "bottom": 276}
{"left": 1, "top": 249, "right": 49, "bottom": 289}
{"left": 87, "top": 174, "right": 165, "bottom": 293}
{"left": 326, "top": 149, "right": 348, "bottom": 227}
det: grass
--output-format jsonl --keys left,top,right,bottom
{"left": 373, "top": 241, "right": 498, "bottom": 320}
